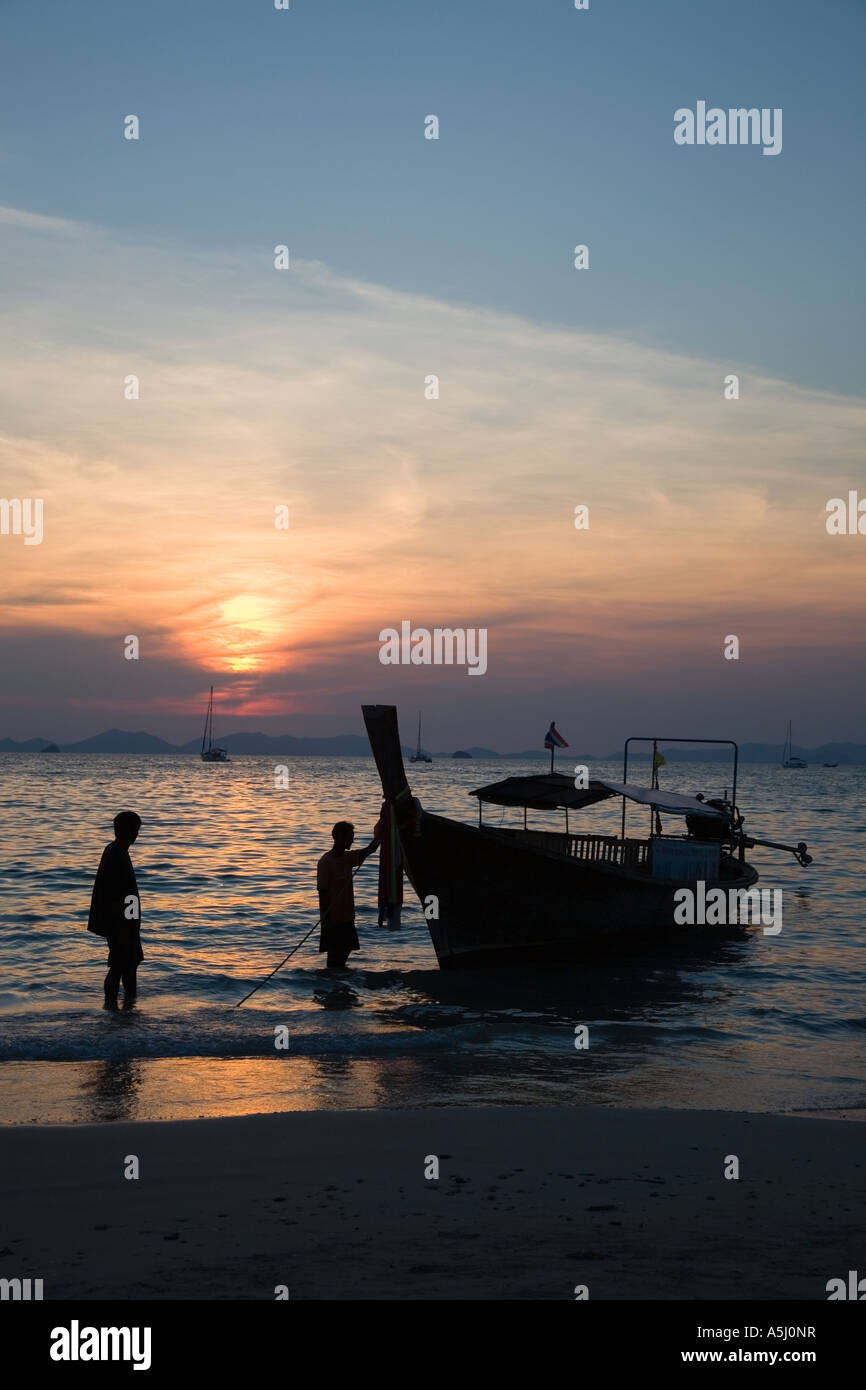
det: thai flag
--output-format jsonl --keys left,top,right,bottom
{"left": 544, "top": 722, "right": 568, "bottom": 749}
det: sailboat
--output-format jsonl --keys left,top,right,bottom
{"left": 200, "top": 686, "right": 229, "bottom": 762}
{"left": 781, "top": 720, "right": 807, "bottom": 769}
{"left": 409, "top": 712, "right": 432, "bottom": 764}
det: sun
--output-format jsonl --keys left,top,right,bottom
{"left": 211, "top": 595, "right": 279, "bottom": 673}
{"left": 221, "top": 597, "right": 272, "bottom": 627}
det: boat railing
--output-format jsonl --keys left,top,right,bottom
{"left": 569, "top": 833, "right": 649, "bottom": 871}
{"left": 500, "top": 828, "right": 650, "bottom": 871}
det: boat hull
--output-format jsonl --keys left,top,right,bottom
{"left": 401, "top": 810, "right": 758, "bottom": 967}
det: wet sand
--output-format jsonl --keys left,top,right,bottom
{"left": 1, "top": 1105, "right": 863, "bottom": 1300}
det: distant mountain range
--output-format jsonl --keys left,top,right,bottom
{"left": 0, "top": 728, "right": 372, "bottom": 756}
{"left": 0, "top": 729, "right": 864, "bottom": 763}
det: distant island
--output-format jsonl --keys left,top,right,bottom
{"left": 1, "top": 728, "right": 864, "bottom": 762}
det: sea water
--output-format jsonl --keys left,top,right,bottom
{"left": 0, "top": 754, "right": 863, "bottom": 1123}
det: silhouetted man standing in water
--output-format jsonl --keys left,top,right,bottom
{"left": 88, "top": 811, "right": 143, "bottom": 1007}
{"left": 317, "top": 821, "right": 379, "bottom": 968}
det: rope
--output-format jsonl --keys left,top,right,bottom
{"left": 233, "top": 860, "right": 368, "bottom": 1008}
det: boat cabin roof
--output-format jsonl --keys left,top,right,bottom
{"left": 598, "top": 781, "right": 726, "bottom": 818}
{"left": 470, "top": 773, "right": 726, "bottom": 818}
{"left": 470, "top": 773, "right": 613, "bottom": 812}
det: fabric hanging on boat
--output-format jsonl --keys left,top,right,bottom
{"left": 375, "top": 800, "right": 404, "bottom": 925}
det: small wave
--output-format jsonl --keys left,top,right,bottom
{"left": 0, "top": 1015, "right": 488, "bottom": 1063}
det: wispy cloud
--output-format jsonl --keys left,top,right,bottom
{"left": 0, "top": 203, "right": 92, "bottom": 234}
{"left": 0, "top": 213, "right": 864, "bottom": 738}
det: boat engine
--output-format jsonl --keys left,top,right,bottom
{"left": 686, "top": 796, "right": 742, "bottom": 843}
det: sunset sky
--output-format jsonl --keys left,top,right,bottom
{"left": 1, "top": 0, "right": 864, "bottom": 750}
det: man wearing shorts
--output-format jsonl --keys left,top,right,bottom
{"left": 317, "top": 821, "right": 379, "bottom": 968}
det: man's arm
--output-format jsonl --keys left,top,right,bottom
{"left": 316, "top": 857, "right": 330, "bottom": 920}
{"left": 354, "top": 835, "right": 380, "bottom": 865}
{"left": 106, "top": 848, "right": 138, "bottom": 927}
{"left": 89, "top": 845, "right": 128, "bottom": 933}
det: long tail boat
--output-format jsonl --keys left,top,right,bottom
{"left": 363, "top": 704, "right": 812, "bottom": 969}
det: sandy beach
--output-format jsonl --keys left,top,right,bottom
{"left": 1, "top": 1105, "right": 863, "bottom": 1300}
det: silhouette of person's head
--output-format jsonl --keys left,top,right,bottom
{"left": 114, "top": 810, "right": 142, "bottom": 846}
{"left": 331, "top": 821, "right": 355, "bottom": 851}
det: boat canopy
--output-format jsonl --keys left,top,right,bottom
{"left": 470, "top": 774, "right": 615, "bottom": 811}
{"left": 597, "top": 781, "right": 727, "bottom": 818}
{"left": 470, "top": 773, "right": 727, "bottom": 819}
